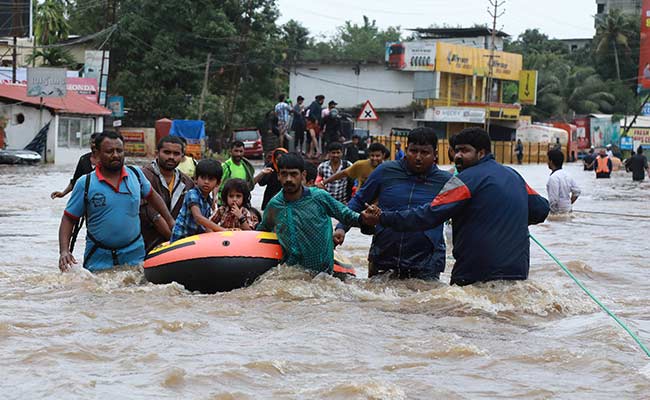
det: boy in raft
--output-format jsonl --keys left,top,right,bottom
{"left": 210, "top": 178, "right": 254, "bottom": 230}
{"left": 257, "top": 153, "right": 371, "bottom": 274}
{"left": 170, "top": 159, "right": 225, "bottom": 242}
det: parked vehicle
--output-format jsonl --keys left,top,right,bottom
{"left": 232, "top": 128, "right": 263, "bottom": 158}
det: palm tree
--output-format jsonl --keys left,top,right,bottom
{"left": 31, "top": 0, "right": 70, "bottom": 66}
{"left": 594, "top": 9, "right": 633, "bottom": 81}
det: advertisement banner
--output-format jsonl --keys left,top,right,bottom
{"left": 630, "top": 127, "right": 650, "bottom": 148}
{"left": 66, "top": 77, "right": 97, "bottom": 103}
{"left": 385, "top": 41, "right": 436, "bottom": 71}
{"left": 26, "top": 67, "right": 67, "bottom": 97}
{"left": 435, "top": 42, "right": 522, "bottom": 81}
{"left": 108, "top": 95, "right": 124, "bottom": 117}
{"left": 121, "top": 129, "right": 146, "bottom": 156}
{"left": 638, "top": 0, "right": 650, "bottom": 90}
{"left": 518, "top": 70, "right": 538, "bottom": 105}
{"left": 590, "top": 118, "right": 621, "bottom": 148}
{"left": 431, "top": 106, "right": 485, "bottom": 123}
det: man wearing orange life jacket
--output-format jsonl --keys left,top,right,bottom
{"left": 595, "top": 149, "right": 613, "bottom": 179}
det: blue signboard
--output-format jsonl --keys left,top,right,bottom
{"left": 107, "top": 96, "right": 124, "bottom": 118}
{"left": 620, "top": 136, "right": 633, "bottom": 150}
{"left": 642, "top": 103, "right": 650, "bottom": 116}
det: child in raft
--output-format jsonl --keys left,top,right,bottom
{"left": 249, "top": 207, "right": 262, "bottom": 229}
{"left": 210, "top": 178, "right": 254, "bottom": 230}
{"left": 170, "top": 159, "right": 225, "bottom": 242}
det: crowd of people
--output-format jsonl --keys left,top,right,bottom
{"left": 54, "top": 125, "right": 556, "bottom": 289}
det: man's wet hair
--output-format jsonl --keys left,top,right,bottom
{"left": 368, "top": 142, "right": 389, "bottom": 156}
{"left": 304, "top": 159, "right": 318, "bottom": 183}
{"left": 220, "top": 178, "right": 251, "bottom": 208}
{"left": 94, "top": 131, "right": 124, "bottom": 149}
{"left": 327, "top": 141, "right": 343, "bottom": 152}
{"left": 547, "top": 149, "right": 564, "bottom": 168}
{"left": 231, "top": 140, "right": 245, "bottom": 149}
{"left": 278, "top": 94, "right": 286, "bottom": 102}
{"left": 407, "top": 127, "right": 438, "bottom": 149}
{"left": 157, "top": 135, "right": 185, "bottom": 152}
{"left": 195, "top": 158, "right": 222, "bottom": 179}
{"left": 454, "top": 127, "right": 492, "bottom": 154}
{"left": 448, "top": 133, "right": 458, "bottom": 149}
{"left": 637, "top": 146, "right": 644, "bottom": 154}
{"left": 277, "top": 152, "right": 305, "bottom": 171}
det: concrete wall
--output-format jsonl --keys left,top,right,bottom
{"left": 364, "top": 111, "right": 418, "bottom": 136}
{"left": 2, "top": 104, "right": 53, "bottom": 149}
{"left": 289, "top": 64, "right": 414, "bottom": 110}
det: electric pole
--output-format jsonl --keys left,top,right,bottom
{"left": 485, "top": 0, "right": 505, "bottom": 134}
{"left": 198, "top": 53, "right": 212, "bottom": 119}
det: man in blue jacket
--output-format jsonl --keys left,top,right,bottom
{"left": 334, "top": 127, "right": 451, "bottom": 280}
{"left": 362, "top": 127, "right": 550, "bottom": 286}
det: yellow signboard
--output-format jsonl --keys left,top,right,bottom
{"left": 518, "top": 70, "right": 538, "bottom": 105}
{"left": 435, "top": 42, "right": 522, "bottom": 81}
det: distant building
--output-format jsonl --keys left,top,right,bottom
{"left": 289, "top": 28, "right": 524, "bottom": 141}
{"left": 596, "top": 0, "right": 642, "bottom": 23}
{"left": 558, "top": 38, "right": 592, "bottom": 53}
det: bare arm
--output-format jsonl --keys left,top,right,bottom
{"left": 190, "top": 204, "right": 225, "bottom": 232}
{"left": 58, "top": 215, "right": 78, "bottom": 271}
{"left": 51, "top": 182, "right": 74, "bottom": 199}
{"left": 147, "top": 190, "right": 175, "bottom": 229}
{"left": 321, "top": 168, "right": 349, "bottom": 186}
{"left": 254, "top": 167, "right": 273, "bottom": 185}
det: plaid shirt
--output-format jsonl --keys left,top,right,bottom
{"left": 318, "top": 159, "right": 351, "bottom": 203}
{"left": 170, "top": 187, "right": 214, "bottom": 242}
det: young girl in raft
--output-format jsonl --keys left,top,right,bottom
{"left": 210, "top": 178, "right": 254, "bottom": 230}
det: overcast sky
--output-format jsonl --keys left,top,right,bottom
{"left": 276, "top": 0, "right": 597, "bottom": 40}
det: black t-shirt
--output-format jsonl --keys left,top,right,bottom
{"left": 259, "top": 162, "right": 282, "bottom": 210}
{"left": 70, "top": 152, "right": 95, "bottom": 186}
{"left": 627, "top": 154, "right": 648, "bottom": 181}
{"left": 583, "top": 153, "right": 595, "bottom": 170}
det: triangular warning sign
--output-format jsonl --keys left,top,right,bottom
{"left": 357, "top": 100, "right": 379, "bottom": 121}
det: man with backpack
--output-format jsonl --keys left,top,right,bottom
{"left": 58, "top": 132, "right": 175, "bottom": 272}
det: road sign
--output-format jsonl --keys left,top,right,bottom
{"left": 357, "top": 100, "right": 379, "bottom": 121}
{"left": 518, "top": 70, "right": 538, "bottom": 105}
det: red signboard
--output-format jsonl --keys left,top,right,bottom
{"left": 66, "top": 77, "right": 98, "bottom": 103}
{"left": 639, "top": 0, "right": 650, "bottom": 89}
{"left": 121, "top": 129, "right": 146, "bottom": 156}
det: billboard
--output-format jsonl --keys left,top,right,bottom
{"left": 590, "top": 117, "right": 620, "bottom": 148}
{"left": 84, "top": 50, "right": 109, "bottom": 105}
{"left": 385, "top": 41, "right": 436, "bottom": 71}
{"left": 629, "top": 127, "right": 650, "bottom": 148}
{"left": 121, "top": 129, "right": 146, "bottom": 156}
{"left": 0, "top": 0, "right": 31, "bottom": 37}
{"left": 638, "top": 0, "right": 650, "bottom": 90}
{"left": 435, "top": 42, "right": 522, "bottom": 81}
{"left": 66, "top": 77, "right": 98, "bottom": 103}
{"left": 26, "top": 68, "right": 67, "bottom": 97}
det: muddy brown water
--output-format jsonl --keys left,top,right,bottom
{"left": 0, "top": 161, "right": 649, "bottom": 399}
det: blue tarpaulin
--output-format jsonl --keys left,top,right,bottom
{"left": 169, "top": 120, "right": 205, "bottom": 142}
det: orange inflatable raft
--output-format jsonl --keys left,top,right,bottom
{"left": 144, "top": 231, "right": 355, "bottom": 293}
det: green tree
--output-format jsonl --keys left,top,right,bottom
{"left": 594, "top": 8, "right": 634, "bottom": 81}
{"left": 281, "top": 19, "right": 310, "bottom": 66}
{"left": 28, "top": 0, "right": 76, "bottom": 67}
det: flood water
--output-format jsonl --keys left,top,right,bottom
{"left": 1, "top": 160, "right": 649, "bottom": 399}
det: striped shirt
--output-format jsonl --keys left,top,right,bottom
{"left": 318, "top": 159, "right": 351, "bottom": 203}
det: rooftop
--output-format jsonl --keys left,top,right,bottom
{"left": 0, "top": 83, "right": 111, "bottom": 116}
{"left": 408, "top": 27, "right": 510, "bottom": 38}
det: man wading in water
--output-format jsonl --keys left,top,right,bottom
{"left": 58, "top": 132, "right": 175, "bottom": 272}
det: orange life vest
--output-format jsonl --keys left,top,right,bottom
{"left": 596, "top": 156, "right": 610, "bottom": 174}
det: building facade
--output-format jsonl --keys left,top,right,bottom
{"left": 596, "top": 0, "right": 642, "bottom": 20}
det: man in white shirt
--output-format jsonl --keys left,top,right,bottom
{"left": 546, "top": 149, "right": 580, "bottom": 214}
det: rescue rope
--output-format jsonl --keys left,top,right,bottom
{"left": 572, "top": 209, "right": 650, "bottom": 219}
{"left": 530, "top": 233, "right": 650, "bottom": 358}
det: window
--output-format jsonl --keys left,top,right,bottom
{"left": 597, "top": 4, "right": 605, "bottom": 14}
{"left": 14, "top": 113, "right": 24, "bottom": 124}
{"left": 58, "top": 116, "right": 95, "bottom": 148}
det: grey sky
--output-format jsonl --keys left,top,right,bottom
{"left": 277, "top": 0, "right": 598, "bottom": 41}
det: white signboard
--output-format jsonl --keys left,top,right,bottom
{"left": 26, "top": 68, "right": 67, "bottom": 97}
{"left": 84, "top": 50, "right": 109, "bottom": 105}
{"left": 431, "top": 107, "right": 485, "bottom": 123}
{"left": 386, "top": 41, "right": 436, "bottom": 71}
